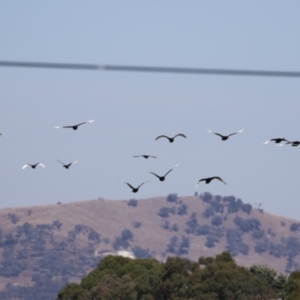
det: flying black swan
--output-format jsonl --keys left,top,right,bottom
{"left": 155, "top": 134, "right": 186, "bottom": 143}
{"left": 22, "top": 163, "right": 45, "bottom": 169}
{"left": 143, "top": 164, "right": 178, "bottom": 181}
{"left": 206, "top": 129, "right": 244, "bottom": 141}
{"left": 263, "top": 138, "right": 288, "bottom": 144}
{"left": 285, "top": 141, "right": 300, "bottom": 147}
{"left": 277, "top": 140, "right": 300, "bottom": 147}
{"left": 196, "top": 176, "right": 226, "bottom": 188}
{"left": 54, "top": 120, "right": 95, "bottom": 130}
{"left": 133, "top": 155, "right": 157, "bottom": 159}
{"left": 57, "top": 160, "right": 78, "bottom": 169}
{"left": 121, "top": 180, "right": 149, "bottom": 193}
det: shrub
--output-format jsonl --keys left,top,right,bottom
{"left": 185, "top": 213, "right": 198, "bottom": 234}
{"left": 211, "top": 216, "right": 223, "bottom": 227}
{"left": 8, "top": 214, "right": 19, "bottom": 225}
{"left": 205, "top": 235, "right": 219, "bottom": 248}
{"left": 194, "top": 224, "right": 210, "bottom": 236}
{"left": 203, "top": 207, "right": 214, "bottom": 218}
{"left": 167, "top": 194, "right": 178, "bottom": 203}
{"left": 177, "top": 204, "right": 188, "bottom": 216}
{"left": 178, "top": 236, "right": 190, "bottom": 255}
{"left": 132, "top": 246, "right": 152, "bottom": 258}
{"left": 252, "top": 230, "right": 264, "bottom": 240}
{"left": 254, "top": 242, "right": 268, "bottom": 253}
{"left": 210, "top": 201, "right": 224, "bottom": 214}
{"left": 158, "top": 207, "right": 176, "bottom": 218}
{"left": 133, "top": 221, "right": 141, "bottom": 228}
{"left": 121, "top": 229, "right": 133, "bottom": 242}
{"left": 172, "top": 223, "right": 179, "bottom": 232}
{"left": 241, "top": 203, "right": 252, "bottom": 214}
{"left": 290, "top": 223, "right": 300, "bottom": 232}
{"left": 128, "top": 199, "right": 138, "bottom": 207}
{"left": 234, "top": 217, "right": 261, "bottom": 233}
{"left": 200, "top": 192, "right": 212, "bottom": 203}
{"left": 162, "top": 220, "right": 170, "bottom": 230}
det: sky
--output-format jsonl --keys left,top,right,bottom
{"left": 1, "top": 2, "right": 300, "bottom": 221}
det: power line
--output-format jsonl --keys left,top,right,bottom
{"left": 1, "top": 60, "right": 300, "bottom": 78}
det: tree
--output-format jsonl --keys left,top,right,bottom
{"left": 285, "top": 271, "right": 300, "bottom": 300}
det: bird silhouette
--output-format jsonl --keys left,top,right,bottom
{"left": 206, "top": 129, "right": 244, "bottom": 140}
{"left": 133, "top": 155, "right": 157, "bottom": 159}
{"left": 155, "top": 134, "right": 186, "bottom": 143}
{"left": 121, "top": 180, "right": 149, "bottom": 193}
{"left": 0, "top": 132, "right": 7, "bottom": 139}
{"left": 263, "top": 138, "right": 288, "bottom": 144}
{"left": 54, "top": 120, "right": 95, "bottom": 130}
{"left": 285, "top": 141, "right": 300, "bottom": 147}
{"left": 57, "top": 160, "right": 78, "bottom": 169}
{"left": 143, "top": 164, "right": 178, "bottom": 181}
{"left": 196, "top": 176, "right": 226, "bottom": 188}
{"left": 22, "top": 163, "right": 45, "bottom": 170}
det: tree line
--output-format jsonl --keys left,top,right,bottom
{"left": 57, "top": 251, "right": 300, "bottom": 300}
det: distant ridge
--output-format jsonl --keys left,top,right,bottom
{"left": 0, "top": 194, "right": 299, "bottom": 299}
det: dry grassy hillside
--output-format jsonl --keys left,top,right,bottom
{"left": 0, "top": 193, "right": 299, "bottom": 299}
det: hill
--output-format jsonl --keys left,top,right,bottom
{"left": 0, "top": 193, "right": 299, "bottom": 299}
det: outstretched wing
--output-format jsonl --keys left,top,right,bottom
{"left": 227, "top": 128, "right": 244, "bottom": 137}
{"left": 195, "top": 178, "right": 206, "bottom": 189}
{"left": 37, "top": 163, "right": 46, "bottom": 168}
{"left": 213, "top": 176, "right": 226, "bottom": 184}
{"left": 77, "top": 120, "right": 95, "bottom": 127}
{"left": 137, "top": 181, "right": 149, "bottom": 189}
{"left": 22, "top": 164, "right": 30, "bottom": 169}
{"left": 164, "top": 163, "right": 179, "bottom": 177}
{"left": 54, "top": 126, "right": 63, "bottom": 129}
{"left": 57, "top": 159, "right": 65, "bottom": 165}
{"left": 143, "top": 169, "right": 161, "bottom": 179}
{"left": 0, "top": 133, "right": 7, "bottom": 139}
{"left": 206, "top": 130, "right": 224, "bottom": 138}
{"left": 155, "top": 135, "right": 169, "bottom": 141}
{"left": 121, "top": 181, "right": 135, "bottom": 190}
{"left": 173, "top": 133, "right": 186, "bottom": 139}
{"left": 263, "top": 140, "right": 270, "bottom": 144}
{"left": 70, "top": 160, "right": 78, "bottom": 165}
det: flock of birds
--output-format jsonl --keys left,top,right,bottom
{"left": 1, "top": 124, "right": 299, "bottom": 194}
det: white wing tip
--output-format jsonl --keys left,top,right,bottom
{"left": 263, "top": 140, "right": 270, "bottom": 144}
{"left": 87, "top": 120, "right": 95, "bottom": 123}
{"left": 54, "top": 126, "right": 61, "bottom": 129}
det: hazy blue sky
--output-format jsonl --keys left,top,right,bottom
{"left": 1, "top": 2, "right": 300, "bottom": 220}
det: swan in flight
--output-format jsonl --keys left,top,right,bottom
{"left": 143, "top": 164, "right": 178, "bottom": 181}
{"left": 54, "top": 120, "right": 95, "bottom": 130}
{"left": 155, "top": 134, "right": 186, "bottom": 143}
{"left": 263, "top": 138, "right": 288, "bottom": 144}
{"left": 206, "top": 129, "right": 244, "bottom": 141}
{"left": 22, "top": 163, "right": 45, "bottom": 169}
{"left": 133, "top": 155, "right": 157, "bottom": 159}
{"left": 121, "top": 180, "right": 149, "bottom": 193}
{"left": 57, "top": 160, "right": 78, "bottom": 169}
{"left": 196, "top": 176, "right": 226, "bottom": 188}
